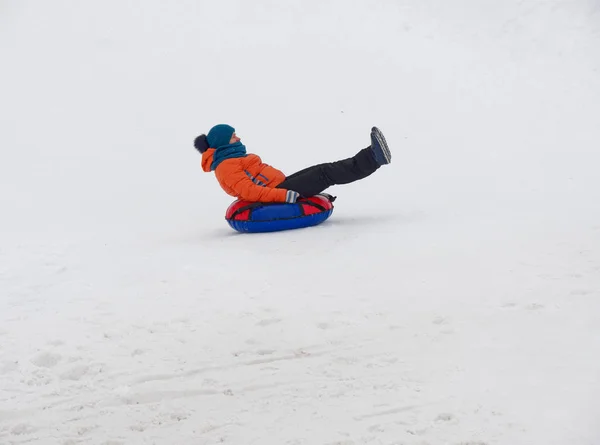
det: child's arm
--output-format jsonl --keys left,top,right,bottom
{"left": 222, "top": 172, "right": 297, "bottom": 203}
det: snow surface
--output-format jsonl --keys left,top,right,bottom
{"left": 1, "top": 1, "right": 600, "bottom": 444}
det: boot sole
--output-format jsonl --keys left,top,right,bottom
{"left": 371, "top": 127, "right": 391, "bottom": 164}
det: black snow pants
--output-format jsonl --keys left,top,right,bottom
{"left": 276, "top": 147, "right": 380, "bottom": 197}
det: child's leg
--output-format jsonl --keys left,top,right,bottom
{"left": 276, "top": 147, "right": 379, "bottom": 197}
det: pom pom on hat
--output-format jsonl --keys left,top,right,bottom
{"left": 193, "top": 134, "right": 209, "bottom": 154}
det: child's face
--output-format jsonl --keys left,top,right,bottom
{"left": 230, "top": 133, "right": 241, "bottom": 144}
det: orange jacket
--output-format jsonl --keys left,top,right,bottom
{"left": 201, "top": 149, "right": 289, "bottom": 202}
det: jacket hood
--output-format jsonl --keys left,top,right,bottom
{"left": 201, "top": 148, "right": 216, "bottom": 172}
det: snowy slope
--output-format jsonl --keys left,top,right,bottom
{"left": 1, "top": 1, "right": 600, "bottom": 444}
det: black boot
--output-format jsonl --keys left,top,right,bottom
{"left": 370, "top": 127, "right": 392, "bottom": 166}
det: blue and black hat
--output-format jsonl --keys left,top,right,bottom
{"left": 206, "top": 124, "right": 235, "bottom": 149}
{"left": 193, "top": 124, "right": 235, "bottom": 154}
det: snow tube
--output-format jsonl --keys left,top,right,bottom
{"left": 225, "top": 194, "right": 334, "bottom": 233}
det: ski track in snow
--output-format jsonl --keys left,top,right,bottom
{"left": 2, "top": 240, "right": 600, "bottom": 444}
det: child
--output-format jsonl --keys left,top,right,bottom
{"left": 193, "top": 125, "right": 391, "bottom": 203}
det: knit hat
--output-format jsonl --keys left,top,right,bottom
{"left": 206, "top": 124, "right": 235, "bottom": 149}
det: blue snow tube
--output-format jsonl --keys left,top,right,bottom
{"left": 225, "top": 195, "right": 334, "bottom": 233}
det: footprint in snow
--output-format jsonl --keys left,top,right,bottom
{"left": 0, "top": 361, "right": 18, "bottom": 374}
{"left": 256, "top": 318, "right": 281, "bottom": 327}
{"left": 256, "top": 349, "right": 275, "bottom": 356}
{"left": 11, "top": 423, "right": 37, "bottom": 435}
{"left": 131, "top": 349, "right": 145, "bottom": 357}
{"left": 60, "top": 363, "right": 103, "bottom": 381}
{"left": 31, "top": 351, "right": 62, "bottom": 368}
{"left": 570, "top": 289, "right": 592, "bottom": 296}
{"left": 60, "top": 364, "right": 92, "bottom": 381}
{"left": 435, "top": 413, "right": 458, "bottom": 423}
{"left": 432, "top": 316, "right": 448, "bottom": 325}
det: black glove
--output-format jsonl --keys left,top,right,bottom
{"left": 193, "top": 134, "right": 209, "bottom": 154}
